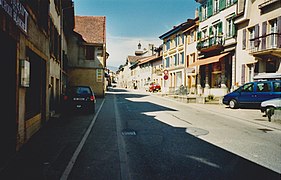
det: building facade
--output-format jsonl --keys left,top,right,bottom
{"left": 235, "top": 0, "right": 281, "bottom": 85}
{"left": 196, "top": 0, "right": 237, "bottom": 96}
{"left": 68, "top": 16, "right": 107, "bottom": 97}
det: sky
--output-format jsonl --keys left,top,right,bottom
{"left": 74, "top": 0, "right": 199, "bottom": 69}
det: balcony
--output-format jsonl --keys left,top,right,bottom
{"left": 249, "top": 33, "right": 281, "bottom": 58}
{"left": 258, "top": 0, "right": 280, "bottom": 9}
{"left": 197, "top": 35, "right": 225, "bottom": 54}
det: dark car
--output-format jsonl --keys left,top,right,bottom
{"left": 149, "top": 82, "right": 161, "bottom": 92}
{"left": 63, "top": 86, "right": 96, "bottom": 113}
{"left": 223, "top": 80, "right": 281, "bottom": 109}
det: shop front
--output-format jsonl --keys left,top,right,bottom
{"left": 193, "top": 52, "right": 232, "bottom": 97}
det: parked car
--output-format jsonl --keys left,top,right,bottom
{"left": 223, "top": 80, "right": 281, "bottom": 109}
{"left": 149, "top": 82, "right": 161, "bottom": 92}
{"left": 260, "top": 98, "right": 281, "bottom": 121}
{"left": 63, "top": 85, "right": 96, "bottom": 113}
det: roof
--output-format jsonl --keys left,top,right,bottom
{"left": 159, "top": 18, "right": 197, "bottom": 40}
{"left": 74, "top": 16, "right": 106, "bottom": 44}
{"left": 127, "top": 56, "right": 145, "bottom": 64}
{"left": 138, "top": 55, "right": 162, "bottom": 65}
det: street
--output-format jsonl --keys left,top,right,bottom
{"left": 1, "top": 88, "right": 280, "bottom": 180}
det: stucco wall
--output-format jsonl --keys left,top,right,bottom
{"left": 68, "top": 68, "right": 105, "bottom": 97}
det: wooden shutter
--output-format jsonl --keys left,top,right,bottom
{"left": 241, "top": 64, "right": 245, "bottom": 85}
{"left": 209, "top": 26, "right": 213, "bottom": 36}
{"left": 261, "top": 21, "right": 267, "bottom": 50}
{"left": 254, "top": 24, "right": 260, "bottom": 47}
{"left": 218, "top": 22, "right": 223, "bottom": 34}
{"left": 242, "top": 29, "right": 246, "bottom": 50}
{"left": 219, "top": 0, "right": 226, "bottom": 11}
{"left": 207, "top": 0, "right": 213, "bottom": 18}
{"left": 277, "top": 16, "right": 281, "bottom": 48}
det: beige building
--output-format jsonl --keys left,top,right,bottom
{"left": 195, "top": 0, "right": 237, "bottom": 97}
{"left": 235, "top": 0, "right": 281, "bottom": 85}
{"left": 184, "top": 17, "right": 199, "bottom": 94}
{"left": 68, "top": 16, "right": 107, "bottom": 97}
{"left": 159, "top": 21, "right": 191, "bottom": 94}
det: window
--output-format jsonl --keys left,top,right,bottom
{"left": 85, "top": 46, "right": 95, "bottom": 60}
{"left": 249, "top": 27, "right": 255, "bottom": 49}
{"left": 190, "top": 30, "right": 195, "bottom": 43}
{"left": 214, "top": 0, "right": 219, "bottom": 14}
{"left": 166, "top": 40, "right": 170, "bottom": 50}
{"left": 269, "top": 19, "right": 277, "bottom": 48}
{"left": 226, "top": 17, "right": 235, "bottom": 38}
{"left": 174, "top": 35, "right": 178, "bottom": 47}
{"left": 241, "top": 83, "right": 254, "bottom": 92}
{"left": 202, "top": 4, "right": 207, "bottom": 20}
{"left": 174, "top": 54, "right": 178, "bottom": 66}
{"left": 180, "top": 52, "right": 184, "bottom": 64}
{"left": 273, "top": 82, "right": 281, "bottom": 92}
{"left": 226, "top": 0, "right": 234, "bottom": 7}
{"left": 257, "top": 82, "right": 271, "bottom": 92}
{"left": 181, "top": 34, "right": 185, "bottom": 44}
{"left": 165, "top": 57, "right": 170, "bottom": 68}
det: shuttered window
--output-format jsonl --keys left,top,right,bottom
{"left": 219, "top": 0, "right": 226, "bottom": 11}
{"left": 207, "top": 0, "right": 213, "bottom": 17}
{"left": 261, "top": 21, "right": 267, "bottom": 50}
{"left": 242, "top": 29, "right": 246, "bottom": 50}
{"left": 277, "top": 16, "right": 281, "bottom": 48}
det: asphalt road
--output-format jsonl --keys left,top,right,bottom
{"left": 0, "top": 88, "right": 280, "bottom": 180}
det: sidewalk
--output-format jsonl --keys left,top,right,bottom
{"left": 156, "top": 92, "right": 281, "bottom": 130}
{"left": 130, "top": 88, "right": 281, "bottom": 130}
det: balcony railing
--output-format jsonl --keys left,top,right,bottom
{"left": 249, "top": 33, "right": 281, "bottom": 53}
{"left": 197, "top": 35, "right": 225, "bottom": 52}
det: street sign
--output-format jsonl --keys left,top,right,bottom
{"left": 164, "top": 74, "right": 168, "bottom": 80}
{"left": 164, "top": 69, "right": 168, "bottom": 75}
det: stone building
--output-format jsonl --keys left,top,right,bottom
{"left": 67, "top": 16, "right": 107, "bottom": 97}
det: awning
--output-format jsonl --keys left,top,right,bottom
{"left": 189, "top": 52, "right": 229, "bottom": 67}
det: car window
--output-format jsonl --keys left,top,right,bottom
{"left": 273, "top": 82, "right": 281, "bottom": 92}
{"left": 241, "top": 83, "right": 254, "bottom": 92}
{"left": 257, "top": 82, "right": 271, "bottom": 92}
{"left": 68, "top": 87, "right": 92, "bottom": 95}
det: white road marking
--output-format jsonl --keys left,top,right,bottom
{"left": 60, "top": 99, "right": 105, "bottom": 180}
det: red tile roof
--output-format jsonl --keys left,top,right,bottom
{"left": 74, "top": 16, "right": 106, "bottom": 44}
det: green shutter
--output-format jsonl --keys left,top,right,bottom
{"left": 197, "top": 31, "right": 201, "bottom": 40}
{"left": 209, "top": 26, "right": 213, "bottom": 36}
{"left": 207, "top": 0, "right": 213, "bottom": 17}
{"left": 232, "top": 23, "right": 237, "bottom": 37}
{"left": 198, "top": 6, "right": 202, "bottom": 21}
{"left": 233, "top": 0, "right": 238, "bottom": 3}
{"left": 218, "top": 22, "right": 223, "bottom": 35}
{"left": 219, "top": 0, "right": 226, "bottom": 11}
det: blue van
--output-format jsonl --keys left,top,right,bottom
{"left": 223, "top": 80, "right": 281, "bottom": 109}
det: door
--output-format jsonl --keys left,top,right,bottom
{"left": 237, "top": 83, "right": 256, "bottom": 107}
{"left": 0, "top": 32, "right": 17, "bottom": 167}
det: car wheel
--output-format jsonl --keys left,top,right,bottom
{"left": 229, "top": 99, "right": 238, "bottom": 109}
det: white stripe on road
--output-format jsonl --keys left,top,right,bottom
{"left": 60, "top": 99, "right": 105, "bottom": 180}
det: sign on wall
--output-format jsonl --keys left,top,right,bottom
{"left": 0, "top": 0, "right": 28, "bottom": 33}
{"left": 20, "top": 59, "right": 30, "bottom": 87}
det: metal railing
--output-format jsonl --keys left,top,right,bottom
{"left": 249, "top": 33, "right": 281, "bottom": 53}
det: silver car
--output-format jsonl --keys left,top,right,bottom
{"left": 260, "top": 98, "right": 281, "bottom": 121}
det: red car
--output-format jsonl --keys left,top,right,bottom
{"left": 149, "top": 82, "right": 161, "bottom": 92}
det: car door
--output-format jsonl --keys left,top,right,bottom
{"left": 256, "top": 81, "right": 273, "bottom": 103}
{"left": 237, "top": 82, "right": 256, "bottom": 107}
